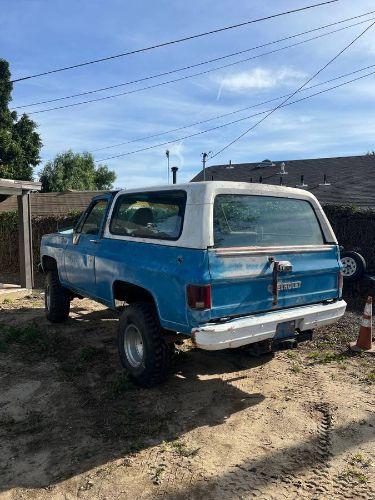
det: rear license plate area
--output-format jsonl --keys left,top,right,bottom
{"left": 275, "top": 320, "right": 296, "bottom": 340}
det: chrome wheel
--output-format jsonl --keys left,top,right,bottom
{"left": 124, "top": 324, "right": 144, "bottom": 368}
{"left": 341, "top": 256, "right": 357, "bottom": 277}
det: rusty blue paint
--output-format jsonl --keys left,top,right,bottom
{"left": 42, "top": 232, "right": 342, "bottom": 335}
{"left": 207, "top": 246, "right": 341, "bottom": 320}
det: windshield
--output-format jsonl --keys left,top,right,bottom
{"left": 213, "top": 194, "right": 325, "bottom": 248}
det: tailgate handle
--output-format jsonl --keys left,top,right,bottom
{"left": 278, "top": 261, "right": 293, "bottom": 272}
{"left": 268, "top": 259, "right": 293, "bottom": 306}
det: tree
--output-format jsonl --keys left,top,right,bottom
{"left": 39, "top": 150, "right": 116, "bottom": 192}
{"left": 0, "top": 59, "right": 42, "bottom": 180}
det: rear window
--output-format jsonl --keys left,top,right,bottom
{"left": 109, "top": 190, "right": 186, "bottom": 240}
{"left": 213, "top": 194, "right": 325, "bottom": 248}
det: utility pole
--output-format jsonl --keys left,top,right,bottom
{"left": 166, "top": 150, "right": 170, "bottom": 184}
{"left": 202, "top": 152, "right": 211, "bottom": 181}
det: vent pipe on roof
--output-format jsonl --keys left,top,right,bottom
{"left": 296, "top": 175, "right": 308, "bottom": 188}
{"left": 278, "top": 162, "right": 288, "bottom": 175}
{"left": 257, "top": 159, "right": 275, "bottom": 168}
{"left": 171, "top": 166, "right": 178, "bottom": 184}
{"left": 319, "top": 173, "right": 331, "bottom": 186}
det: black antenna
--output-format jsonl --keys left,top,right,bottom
{"left": 259, "top": 176, "right": 263, "bottom": 183}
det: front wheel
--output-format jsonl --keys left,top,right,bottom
{"left": 45, "top": 270, "right": 70, "bottom": 323}
{"left": 118, "top": 302, "right": 170, "bottom": 387}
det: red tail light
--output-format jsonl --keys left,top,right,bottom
{"left": 187, "top": 284, "right": 212, "bottom": 310}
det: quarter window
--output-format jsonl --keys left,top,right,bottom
{"left": 110, "top": 191, "right": 186, "bottom": 240}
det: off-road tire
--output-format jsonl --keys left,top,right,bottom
{"left": 118, "top": 302, "right": 170, "bottom": 387}
{"left": 45, "top": 270, "right": 70, "bottom": 323}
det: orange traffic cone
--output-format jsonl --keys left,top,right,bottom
{"left": 349, "top": 296, "right": 375, "bottom": 354}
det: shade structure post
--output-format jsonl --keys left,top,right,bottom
{"left": 17, "top": 192, "right": 33, "bottom": 288}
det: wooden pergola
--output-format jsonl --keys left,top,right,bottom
{"left": 0, "top": 178, "right": 42, "bottom": 289}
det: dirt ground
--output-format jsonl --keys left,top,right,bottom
{"left": 0, "top": 291, "right": 374, "bottom": 500}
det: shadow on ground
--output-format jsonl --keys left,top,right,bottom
{"left": 0, "top": 303, "right": 268, "bottom": 492}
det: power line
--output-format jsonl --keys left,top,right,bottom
{"left": 21, "top": 18, "right": 370, "bottom": 116}
{"left": 13, "top": 10, "right": 375, "bottom": 110}
{"left": 11, "top": 1, "right": 339, "bottom": 84}
{"left": 90, "top": 63, "right": 375, "bottom": 152}
{"left": 94, "top": 68, "right": 375, "bottom": 162}
{"left": 210, "top": 20, "right": 375, "bottom": 160}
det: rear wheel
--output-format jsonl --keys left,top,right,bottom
{"left": 340, "top": 251, "right": 366, "bottom": 282}
{"left": 118, "top": 302, "right": 170, "bottom": 387}
{"left": 45, "top": 271, "right": 70, "bottom": 323}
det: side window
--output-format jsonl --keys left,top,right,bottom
{"left": 80, "top": 199, "right": 108, "bottom": 235}
{"left": 109, "top": 191, "right": 186, "bottom": 240}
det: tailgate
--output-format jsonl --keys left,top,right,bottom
{"left": 209, "top": 193, "right": 341, "bottom": 319}
{"left": 208, "top": 245, "right": 341, "bottom": 319}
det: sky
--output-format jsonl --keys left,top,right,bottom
{"left": 2, "top": 0, "right": 375, "bottom": 188}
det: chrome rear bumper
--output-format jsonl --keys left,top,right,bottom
{"left": 192, "top": 300, "right": 346, "bottom": 351}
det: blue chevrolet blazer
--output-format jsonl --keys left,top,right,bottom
{"left": 40, "top": 181, "right": 346, "bottom": 386}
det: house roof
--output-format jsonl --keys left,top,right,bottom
{"left": 0, "top": 178, "right": 42, "bottom": 202}
{"left": 0, "top": 190, "right": 105, "bottom": 216}
{"left": 190, "top": 154, "right": 375, "bottom": 208}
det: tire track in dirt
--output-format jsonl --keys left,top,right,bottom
{"left": 227, "top": 363, "right": 330, "bottom": 499}
{"left": 189, "top": 362, "right": 334, "bottom": 499}
{"left": 214, "top": 360, "right": 374, "bottom": 500}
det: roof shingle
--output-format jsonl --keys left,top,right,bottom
{"left": 191, "top": 154, "right": 375, "bottom": 208}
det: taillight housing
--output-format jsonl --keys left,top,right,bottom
{"left": 187, "top": 284, "right": 212, "bottom": 310}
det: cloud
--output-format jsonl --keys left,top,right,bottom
{"left": 216, "top": 67, "right": 306, "bottom": 94}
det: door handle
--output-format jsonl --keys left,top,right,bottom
{"left": 89, "top": 239, "right": 100, "bottom": 244}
